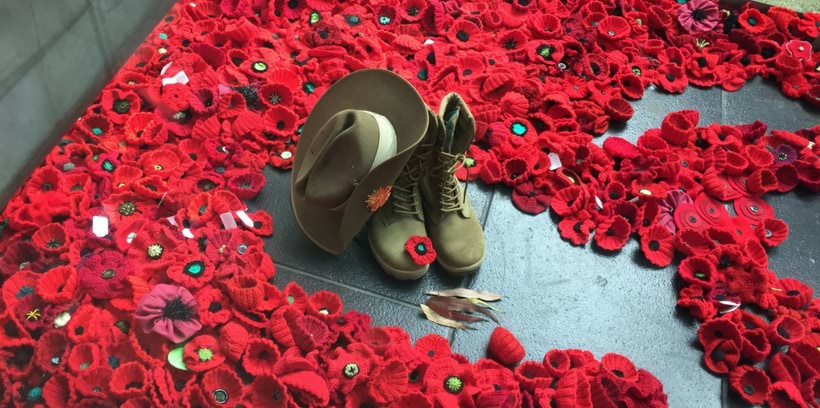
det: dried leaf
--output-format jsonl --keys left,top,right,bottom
{"left": 425, "top": 288, "right": 502, "bottom": 302}
{"left": 425, "top": 296, "right": 499, "bottom": 324}
{"left": 469, "top": 298, "right": 502, "bottom": 312}
{"left": 420, "top": 304, "right": 474, "bottom": 330}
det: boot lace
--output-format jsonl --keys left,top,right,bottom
{"left": 392, "top": 146, "right": 431, "bottom": 215}
{"left": 433, "top": 152, "right": 469, "bottom": 213}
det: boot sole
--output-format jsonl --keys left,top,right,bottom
{"left": 369, "top": 238, "right": 429, "bottom": 280}
{"left": 437, "top": 254, "right": 485, "bottom": 276}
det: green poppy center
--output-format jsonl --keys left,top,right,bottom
{"left": 510, "top": 122, "right": 528, "bottom": 136}
{"left": 118, "top": 202, "right": 136, "bottom": 216}
{"left": 747, "top": 17, "right": 757, "bottom": 26}
{"left": 287, "top": 295, "right": 295, "bottom": 304}
{"left": 537, "top": 45, "right": 552, "bottom": 59}
{"left": 415, "top": 243, "right": 427, "bottom": 254}
{"left": 417, "top": 69, "right": 428, "bottom": 80}
{"left": 114, "top": 100, "right": 131, "bottom": 114}
{"left": 102, "top": 159, "right": 115, "bottom": 172}
{"left": 185, "top": 261, "right": 204, "bottom": 276}
{"left": 198, "top": 348, "right": 213, "bottom": 361}
{"left": 147, "top": 244, "right": 164, "bottom": 259}
{"left": 309, "top": 11, "right": 321, "bottom": 24}
{"left": 632, "top": 67, "right": 641, "bottom": 76}
{"left": 252, "top": 61, "right": 267, "bottom": 72}
{"left": 444, "top": 375, "right": 463, "bottom": 394}
{"left": 198, "top": 204, "right": 208, "bottom": 215}
{"left": 46, "top": 238, "right": 63, "bottom": 248}
{"left": 379, "top": 15, "right": 391, "bottom": 25}
{"left": 303, "top": 82, "right": 315, "bottom": 94}
{"left": 213, "top": 389, "right": 228, "bottom": 404}
{"left": 343, "top": 363, "right": 360, "bottom": 378}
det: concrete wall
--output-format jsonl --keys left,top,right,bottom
{"left": 0, "top": 0, "right": 176, "bottom": 206}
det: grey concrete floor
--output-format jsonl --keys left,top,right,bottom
{"left": 250, "top": 77, "right": 819, "bottom": 408}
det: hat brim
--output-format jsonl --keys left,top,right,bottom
{"left": 291, "top": 69, "right": 429, "bottom": 255}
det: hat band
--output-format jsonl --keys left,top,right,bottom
{"left": 363, "top": 111, "right": 397, "bottom": 172}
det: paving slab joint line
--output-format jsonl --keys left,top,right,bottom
{"left": 274, "top": 262, "right": 423, "bottom": 309}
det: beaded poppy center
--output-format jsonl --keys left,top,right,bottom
{"left": 163, "top": 296, "right": 194, "bottom": 321}
{"left": 343, "top": 363, "right": 360, "bottom": 378}
{"left": 147, "top": 244, "right": 164, "bottom": 259}
{"left": 444, "top": 375, "right": 463, "bottom": 394}
{"left": 118, "top": 202, "right": 136, "bottom": 216}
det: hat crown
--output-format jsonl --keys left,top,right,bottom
{"left": 303, "top": 110, "right": 381, "bottom": 209}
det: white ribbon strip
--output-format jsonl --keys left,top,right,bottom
{"left": 718, "top": 299, "right": 741, "bottom": 314}
{"left": 423, "top": 39, "right": 435, "bottom": 45}
{"left": 219, "top": 212, "right": 237, "bottom": 230}
{"left": 182, "top": 228, "right": 194, "bottom": 239}
{"left": 161, "top": 62, "right": 173, "bottom": 75}
{"left": 548, "top": 152, "right": 562, "bottom": 170}
{"left": 236, "top": 210, "right": 254, "bottom": 228}
{"left": 92, "top": 216, "right": 109, "bottom": 237}
{"left": 166, "top": 216, "right": 178, "bottom": 227}
{"left": 162, "top": 70, "right": 189, "bottom": 86}
{"left": 595, "top": 196, "right": 603, "bottom": 210}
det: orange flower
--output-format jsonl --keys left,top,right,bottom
{"left": 366, "top": 186, "right": 392, "bottom": 212}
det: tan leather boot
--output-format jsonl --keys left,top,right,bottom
{"left": 368, "top": 109, "right": 438, "bottom": 280}
{"left": 420, "top": 93, "right": 485, "bottom": 275}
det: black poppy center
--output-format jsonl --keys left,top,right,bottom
{"left": 696, "top": 57, "right": 708, "bottom": 68}
{"left": 573, "top": 222, "right": 582, "bottom": 233}
{"left": 456, "top": 30, "right": 469, "bottom": 42}
{"left": 125, "top": 381, "right": 143, "bottom": 390}
{"left": 611, "top": 369, "right": 625, "bottom": 378}
{"left": 287, "top": 0, "right": 298, "bottom": 9}
{"left": 163, "top": 296, "right": 194, "bottom": 321}
{"left": 408, "top": 6, "right": 419, "bottom": 16}
{"left": 691, "top": 9, "right": 707, "bottom": 21}
{"left": 504, "top": 39, "right": 518, "bottom": 50}
{"left": 409, "top": 369, "right": 420, "bottom": 383}
{"left": 208, "top": 301, "right": 222, "bottom": 312}
{"left": 776, "top": 325, "right": 791, "bottom": 339}
{"left": 742, "top": 384, "right": 755, "bottom": 395}
{"left": 665, "top": 73, "right": 675, "bottom": 82}
{"left": 710, "top": 347, "right": 726, "bottom": 362}
{"left": 648, "top": 240, "right": 660, "bottom": 251}
{"left": 786, "top": 290, "right": 799, "bottom": 296}
{"left": 606, "top": 228, "right": 615, "bottom": 236}
{"left": 46, "top": 238, "right": 63, "bottom": 249}
{"left": 718, "top": 256, "right": 732, "bottom": 269}
{"left": 761, "top": 48, "right": 775, "bottom": 59}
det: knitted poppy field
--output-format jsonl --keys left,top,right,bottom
{"left": 1, "top": 0, "right": 819, "bottom": 407}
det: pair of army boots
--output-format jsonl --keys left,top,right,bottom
{"left": 368, "top": 93, "right": 485, "bottom": 280}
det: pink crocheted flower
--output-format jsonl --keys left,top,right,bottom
{"left": 677, "top": 0, "right": 720, "bottom": 33}
{"left": 135, "top": 284, "right": 202, "bottom": 343}
{"left": 658, "top": 190, "right": 693, "bottom": 234}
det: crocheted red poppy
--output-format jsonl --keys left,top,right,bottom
{"left": 307, "top": 290, "right": 343, "bottom": 323}
{"left": 200, "top": 366, "right": 245, "bottom": 406}
{"left": 424, "top": 357, "right": 476, "bottom": 407}
{"left": 703, "top": 340, "right": 741, "bottom": 375}
{"left": 640, "top": 224, "right": 674, "bottom": 266}
{"left": 77, "top": 251, "right": 133, "bottom": 299}
{"left": 110, "top": 362, "right": 150, "bottom": 400}
{"left": 404, "top": 236, "right": 436, "bottom": 266}
{"left": 558, "top": 212, "right": 595, "bottom": 246}
{"left": 755, "top": 218, "right": 789, "bottom": 247}
{"left": 511, "top": 182, "right": 551, "bottom": 214}
{"left": 487, "top": 327, "right": 525, "bottom": 367}
{"left": 594, "top": 215, "right": 630, "bottom": 251}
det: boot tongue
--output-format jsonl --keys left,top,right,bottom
{"left": 442, "top": 105, "right": 460, "bottom": 154}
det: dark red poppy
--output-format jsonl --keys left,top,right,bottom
{"left": 551, "top": 186, "right": 586, "bottom": 216}
{"left": 594, "top": 215, "right": 631, "bottom": 251}
{"left": 729, "top": 366, "right": 771, "bottom": 405}
{"left": 769, "top": 381, "right": 805, "bottom": 408}
{"left": 773, "top": 278, "right": 812, "bottom": 309}
{"left": 678, "top": 256, "right": 718, "bottom": 288}
{"left": 511, "top": 181, "right": 551, "bottom": 214}
{"left": 640, "top": 224, "right": 674, "bottom": 267}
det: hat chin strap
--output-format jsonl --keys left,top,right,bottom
{"left": 362, "top": 111, "right": 398, "bottom": 172}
